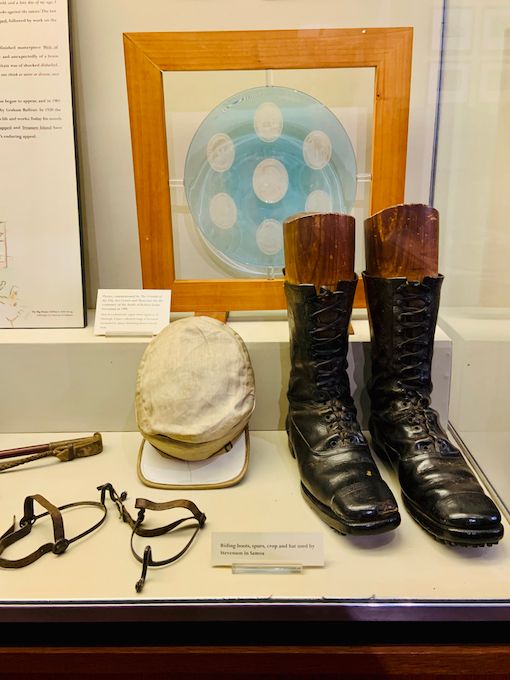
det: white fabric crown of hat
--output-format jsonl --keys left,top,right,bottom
{"left": 136, "top": 316, "right": 255, "bottom": 461}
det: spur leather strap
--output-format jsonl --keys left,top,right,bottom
{"left": 1, "top": 484, "right": 207, "bottom": 593}
{"left": 131, "top": 498, "right": 206, "bottom": 593}
{"left": 0, "top": 494, "right": 107, "bottom": 568}
{"left": 132, "top": 498, "right": 206, "bottom": 539}
{"left": 97, "top": 484, "right": 206, "bottom": 592}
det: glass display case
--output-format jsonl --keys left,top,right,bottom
{"left": 1, "top": 0, "right": 510, "bottom": 676}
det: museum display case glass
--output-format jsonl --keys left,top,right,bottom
{"left": 1, "top": 2, "right": 510, "bottom": 672}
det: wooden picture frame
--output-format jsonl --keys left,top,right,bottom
{"left": 123, "top": 28, "right": 413, "bottom": 312}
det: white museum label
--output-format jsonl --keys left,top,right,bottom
{"left": 94, "top": 289, "right": 171, "bottom": 336}
{"left": 211, "top": 532, "right": 324, "bottom": 567}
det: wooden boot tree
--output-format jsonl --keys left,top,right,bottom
{"left": 283, "top": 213, "right": 355, "bottom": 291}
{"left": 364, "top": 203, "right": 439, "bottom": 280}
{"left": 283, "top": 213, "right": 356, "bottom": 333}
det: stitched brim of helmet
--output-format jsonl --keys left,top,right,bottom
{"left": 137, "top": 428, "right": 250, "bottom": 490}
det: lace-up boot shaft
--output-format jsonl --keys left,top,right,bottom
{"left": 286, "top": 279, "right": 355, "bottom": 406}
{"left": 285, "top": 277, "right": 400, "bottom": 536}
{"left": 364, "top": 272, "right": 503, "bottom": 546}
{"left": 365, "top": 275, "right": 441, "bottom": 407}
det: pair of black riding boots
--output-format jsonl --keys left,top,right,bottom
{"left": 285, "top": 272, "right": 504, "bottom": 546}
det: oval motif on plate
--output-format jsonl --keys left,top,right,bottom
{"left": 252, "top": 158, "right": 289, "bottom": 204}
{"left": 206, "top": 133, "right": 235, "bottom": 172}
{"left": 305, "top": 189, "right": 333, "bottom": 213}
{"left": 254, "top": 102, "right": 283, "bottom": 142}
{"left": 303, "top": 130, "right": 332, "bottom": 170}
{"left": 256, "top": 219, "right": 283, "bottom": 255}
{"left": 209, "top": 193, "right": 237, "bottom": 229}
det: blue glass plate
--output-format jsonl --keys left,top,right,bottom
{"left": 184, "top": 86, "right": 357, "bottom": 275}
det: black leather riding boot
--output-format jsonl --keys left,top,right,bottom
{"left": 285, "top": 277, "right": 400, "bottom": 535}
{"left": 363, "top": 272, "right": 504, "bottom": 546}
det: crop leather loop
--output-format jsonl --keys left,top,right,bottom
{"left": 0, "top": 494, "right": 107, "bottom": 569}
{"left": 97, "top": 483, "right": 206, "bottom": 592}
{"left": 0, "top": 433, "right": 103, "bottom": 473}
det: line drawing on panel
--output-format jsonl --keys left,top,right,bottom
{"left": 0, "top": 222, "right": 7, "bottom": 269}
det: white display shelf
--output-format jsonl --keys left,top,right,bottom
{"left": 0, "top": 310, "right": 452, "bottom": 433}
{"left": 455, "top": 429, "right": 510, "bottom": 525}
{"left": 0, "top": 430, "right": 509, "bottom": 623}
{"left": 436, "top": 308, "right": 510, "bottom": 522}
{"left": 2, "top": 312, "right": 492, "bottom": 624}
{"left": 439, "top": 307, "right": 510, "bottom": 432}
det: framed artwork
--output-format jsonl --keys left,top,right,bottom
{"left": 123, "top": 28, "right": 412, "bottom": 312}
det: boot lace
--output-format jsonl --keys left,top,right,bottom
{"left": 394, "top": 281, "right": 433, "bottom": 394}
{"left": 394, "top": 281, "right": 455, "bottom": 455}
{"left": 308, "top": 290, "right": 363, "bottom": 447}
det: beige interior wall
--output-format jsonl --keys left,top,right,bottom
{"left": 69, "top": 0, "right": 442, "bottom": 307}
{"left": 434, "top": 0, "right": 510, "bottom": 307}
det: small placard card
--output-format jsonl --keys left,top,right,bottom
{"left": 211, "top": 532, "right": 324, "bottom": 567}
{"left": 94, "top": 289, "right": 171, "bottom": 336}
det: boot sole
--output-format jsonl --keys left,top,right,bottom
{"left": 371, "top": 439, "right": 504, "bottom": 547}
{"left": 300, "top": 482, "right": 401, "bottom": 536}
{"left": 402, "top": 493, "right": 503, "bottom": 548}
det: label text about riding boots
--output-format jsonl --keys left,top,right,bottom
{"left": 211, "top": 532, "right": 324, "bottom": 567}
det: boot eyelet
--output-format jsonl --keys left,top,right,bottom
{"left": 416, "top": 439, "right": 433, "bottom": 452}
{"left": 437, "top": 439, "right": 453, "bottom": 453}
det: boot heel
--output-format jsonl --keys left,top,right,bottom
{"left": 371, "top": 439, "right": 394, "bottom": 468}
{"left": 288, "top": 439, "right": 296, "bottom": 459}
{"left": 285, "top": 415, "right": 296, "bottom": 458}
